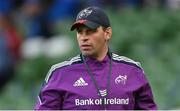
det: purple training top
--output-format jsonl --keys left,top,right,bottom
{"left": 35, "top": 52, "right": 157, "bottom": 110}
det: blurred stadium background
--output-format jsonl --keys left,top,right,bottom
{"left": 0, "top": 0, "right": 180, "bottom": 109}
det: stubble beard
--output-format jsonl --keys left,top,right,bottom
{"left": 81, "top": 50, "right": 95, "bottom": 57}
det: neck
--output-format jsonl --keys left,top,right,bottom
{"left": 91, "top": 47, "right": 109, "bottom": 61}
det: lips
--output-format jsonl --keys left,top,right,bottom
{"left": 80, "top": 44, "right": 92, "bottom": 50}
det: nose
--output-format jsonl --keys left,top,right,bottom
{"left": 79, "top": 32, "right": 89, "bottom": 42}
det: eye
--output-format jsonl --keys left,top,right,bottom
{"left": 76, "top": 29, "right": 82, "bottom": 34}
{"left": 91, "top": 29, "right": 97, "bottom": 32}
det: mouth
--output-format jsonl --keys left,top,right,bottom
{"left": 80, "top": 44, "right": 92, "bottom": 50}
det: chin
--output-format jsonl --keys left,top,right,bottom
{"left": 81, "top": 50, "right": 93, "bottom": 56}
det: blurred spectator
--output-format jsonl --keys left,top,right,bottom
{"left": 0, "top": 1, "right": 13, "bottom": 15}
{"left": 14, "top": 0, "right": 53, "bottom": 39}
{"left": 166, "top": 0, "right": 180, "bottom": 10}
{"left": 46, "top": 0, "right": 81, "bottom": 23}
{"left": 0, "top": 13, "right": 22, "bottom": 92}
{"left": 143, "top": 0, "right": 163, "bottom": 9}
{"left": 81, "top": 0, "right": 144, "bottom": 10}
{"left": 85, "top": 0, "right": 164, "bottom": 10}
{"left": 43, "top": 0, "right": 82, "bottom": 35}
{"left": 14, "top": 0, "right": 81, "bottom": 39}
{"left": 13, "top": 0, "right": 81, "bottom": 59}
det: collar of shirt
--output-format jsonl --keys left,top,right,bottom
{"left": 83, "top": 54, "right": 110, "bottom": 68}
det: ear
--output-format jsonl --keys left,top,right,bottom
{"left": 104, "top": 27, "right": 112, "bottom": 41}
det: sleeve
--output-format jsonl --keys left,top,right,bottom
{"left": 34, "top": 68, "right": 64, "bottom": 110}
{"left": 134, "top": 68, "right": 158, "bottom": 110}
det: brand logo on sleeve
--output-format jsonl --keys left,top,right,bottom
{"left": 73, "top": 77, "right": 88, "bottom": 87}
{"left": 115, "top": 75, "right": 127, "bottom": 85}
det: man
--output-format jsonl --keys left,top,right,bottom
{"left": 35, "top": 6, "right": 157, "bottom": 110}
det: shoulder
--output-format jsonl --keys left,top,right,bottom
{"left": 51, "top": 54, "right": 82, "bottom": 69}
{"left": 45, "top": 54, "right": 83, "bottom": 83}
{"left": 112, "top": 53, "right": 142, "bottom": 69}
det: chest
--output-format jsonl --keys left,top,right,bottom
{"left": 58, "top": 63, "right": 141, "bottom": 109}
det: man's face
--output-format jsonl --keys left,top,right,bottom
{"left": 76, "top": 25, "right": 111, "bottom": 57}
